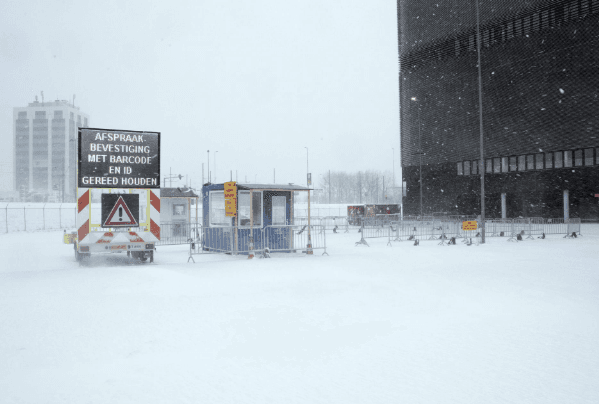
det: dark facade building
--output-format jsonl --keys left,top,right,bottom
{"left": 399, "top": 0, "right": 599, "bottom": 218}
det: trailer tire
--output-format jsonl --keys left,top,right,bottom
{"left": 78, "top": 253, "right": 90, "bottom": 266}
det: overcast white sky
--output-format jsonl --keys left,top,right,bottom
{"left": 1, "top": 0, "right": 400, "bottom": 190}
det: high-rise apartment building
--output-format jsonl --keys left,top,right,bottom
{"left": 13, "top": 98, "right": 89, "bottom": 202}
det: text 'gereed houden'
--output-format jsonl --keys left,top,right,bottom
{"left": 78, "top": 129, "right": 161, "bottom": 188}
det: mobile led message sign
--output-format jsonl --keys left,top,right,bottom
{"left": 78, "top": 128, "right": 160, "bottom": 188}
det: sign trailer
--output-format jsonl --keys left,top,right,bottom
{"left": 65, "top": 128, "right": 161, "bottom": 265}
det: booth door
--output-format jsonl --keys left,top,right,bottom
{"left": 264, "top": 192, "right": 293, "bottom": 252}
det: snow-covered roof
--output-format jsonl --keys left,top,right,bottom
{"left": 236, "top": 183, "right": 310, "bottom": 191}
{"left": 161, "top": 187, "right": 199, "bottom": 198}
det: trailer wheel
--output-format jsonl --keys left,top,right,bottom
{"left": 78, "top": 253, "right": 90, "bottom": 266}
{"left": 139, "top": 255, "right": 148, "bottom": 262}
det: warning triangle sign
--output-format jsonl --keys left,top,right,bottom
{"left": 103, "top": 196, "right": 138, "bottom": 227}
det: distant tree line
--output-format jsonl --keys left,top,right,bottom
{"left": 311, "top": 170, "right": 404, "bottom": 205}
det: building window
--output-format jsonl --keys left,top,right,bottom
{"left": 252, "top": 192, "right": 263, "bottom": 226}
{"left": 518, "top": 155, "right": 526, "bottom": 171}
{"left": 555, "top": 151, "right": 563, "bottom": 168}
{"left": 509, "top": 156, "right": 517, "bottom": 172}
{"left": 173, "top": 204, "right": 186, "bottom": 216}
{"left": 486, "top": 159, "right": 492, "bottom": 173}
{"left": 546, "top": 152, "right": 553, "bottom": 168}
{"left": 272, "top": 196, "right": 286, "bottom": 225}
{"left": 585, "top": 148, "right": 594, "bottom": 165}
{"left": 536, "top": 153, "right": 544, "bottom": 169}
{"left": 502, "top": 157, "right": 509, "bottom": 172}
{"left": 574, "top": 149, "right": 583, "bottom": 166}
{"left": 18, "top": 111, "right": 27, "bottom": 119}
{"left": 54, "top": 111, "right": 63, "bottom": 119}
{"left": 494, "top": 158, "right": 501, "bottom": 173}
{"left": 70, "top": 112, "right": 74, "bottom": 120}
{"left": 564, "top": 150, "right": 572, "bottom": 167}
{"left": 457, "top": 162, "right": 463, "bottom": 175}
{"left": 527, "top": 155, "right": 535, "bottom": 170}
{"left": 35, "top": 111, "right": 46, "bottom": 119}
{"left": 238, "top": 191, "right": 263, "bottom": 226}
{"left": 464, "top": 161, "right": 471, "bottom": 175}
{"left": 209, "top": 191, "right": 229, "bottom": 226}
{"left": 472, "top": 160, "right": 478, "bottom": 175}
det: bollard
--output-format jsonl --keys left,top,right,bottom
{"left": 307, "top": 234, "right": 314, "bottom": 255}
{"left": 248, "top": 236, "right": 255, "bottom": 259}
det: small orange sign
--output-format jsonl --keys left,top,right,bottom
{"left": 462, "top": 221, "right": 477, "bottom": 231}
{"left": 224, "top": 181, "right": 237, "bottom": 217}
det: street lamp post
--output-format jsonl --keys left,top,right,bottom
{"left": 411, "top": 97, "right": 423, "bottom": 217}
{"left": 392, "top": 148, "right": 395, "bottom": 187}
{"left": 214, "top": 151, "right": 218, "bottom": 183}
{"left": 475, "top": 0, "right": 486, "bottom": 243}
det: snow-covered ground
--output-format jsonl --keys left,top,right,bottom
{"left": 1, "top": 227, "right": 598, "bottom": 403}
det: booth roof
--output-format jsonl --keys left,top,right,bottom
{"left": 237, "top": 183, "right": 310, "bottom": 191}
{"left": 161, "top": 187, "right": 199, "bottom": 198}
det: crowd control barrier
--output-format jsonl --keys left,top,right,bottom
{"left": 356, "top": 217, "right": 582, "bottom": 246}
{"left": 188, "top": 224, "right": 328, "bottom": 262}
{"left": 318, "top": 216, "right": 349, "bottom": 233}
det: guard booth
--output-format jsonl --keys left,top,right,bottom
{"left": 160, "top": 187, "right": 199, "bottom": 244}
{"left": 202, "top": 183, "right": 310, "bottom": 254}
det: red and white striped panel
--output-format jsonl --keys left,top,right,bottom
{"left": 77, "top": 187, "right": 90, "bottom": 243}
{"left": 149, "top": 189, "right": 160, "bottom": 241}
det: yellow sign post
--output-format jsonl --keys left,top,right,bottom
{"left": 224, "top": 181, "right": 237, "bottom": 217}
{"left": 462, "top": 221, "right": 478, "bottom": 231}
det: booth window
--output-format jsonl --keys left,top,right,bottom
{"left": 173, "top": 204, "right": 186, "bottom": 216}
{"left": 457, "top": 162, "right": 463, "bottom": 175}
{"left": 272, "top": 196, "right": 286, "bottom": 225}
{"left": 486, "top": 159, "right": 492, "bottom": 173}
{"left": 237, "top": 191, "right": 262, "bottom": 226}
{"left": 238, "top": 192, "right": 251, "bottom": 226}
{"left": 518, "top": 155, "right": 526, "bottom": 171}
{"left": 209, "top": 191, "right": 230, "bottom": 226}
{"left": 252, "top": 192, "right": 262, "bottom": 226}
{"left": 464, "top": 161, "right": 470, "bottom": 175}
{"left": 471, "top": 160, "right": 478, "bottom": 175}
